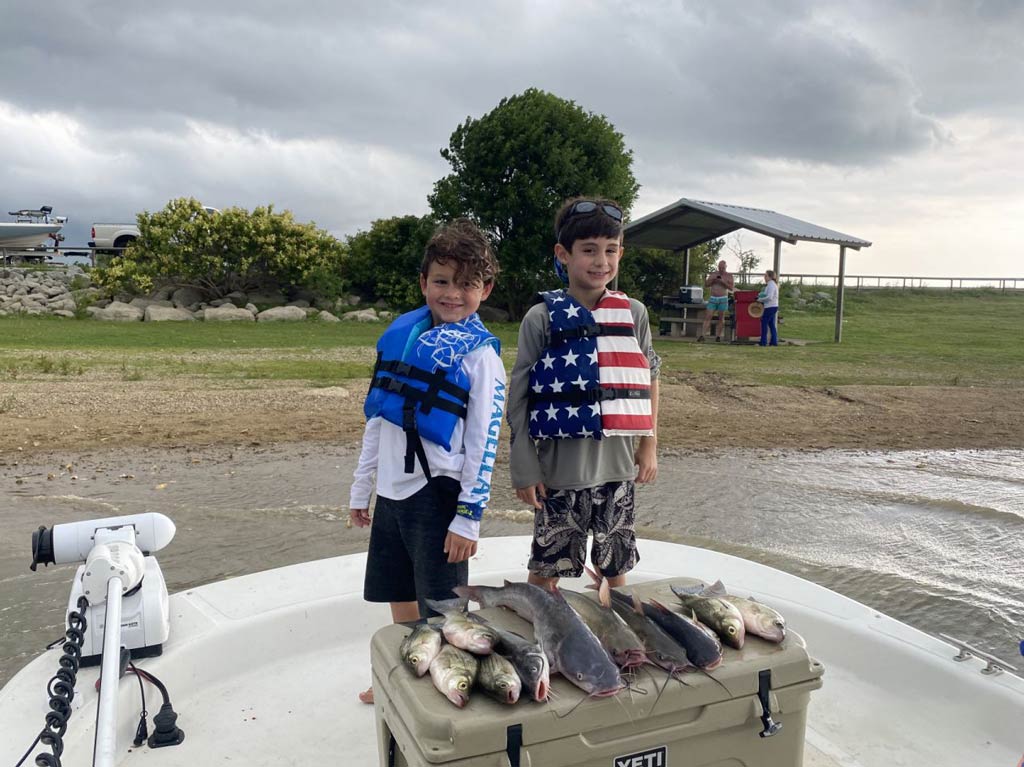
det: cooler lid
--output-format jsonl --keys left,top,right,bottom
{"left": 370, "top": 577, "right": 823, "bottom": 763}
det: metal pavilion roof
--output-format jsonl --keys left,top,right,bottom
{"left": 624, "top": 198, "right": 872, "bottom": 251}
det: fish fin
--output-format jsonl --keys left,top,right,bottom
{"left": 630, "top": 594, "right": 644, "bottom": 615}
{"left": 648, "top": 598, "right": 670, "bottom": 614}
{"left": 584, "top": 565, "right": 602, "bottom": 585}
{"left": 425, "top": 597, "right": 464, "bottom": 615}
{"left": 671, "top": 582, "right": 705, "bottom": 597}
{"left": 701, "top": 580, "right": 728, "bottom": 597}
{"left": 452, "top": 585, "right": 480, "bottom": 604}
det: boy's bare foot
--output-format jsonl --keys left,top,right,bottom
{"left": 358, "top": 686, "right": 374, "bottom": 704}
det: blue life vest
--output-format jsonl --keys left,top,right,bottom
{"left": 528, "top": 290, "right": 651, "bottom": 440}
{"left": 365, "top": 306, "right": 499, "bottom": 475}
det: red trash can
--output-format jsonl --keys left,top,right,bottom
{"left": 732, "top": 290, "right": 761, "bottom": 339}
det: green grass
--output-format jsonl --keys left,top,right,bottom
{"left": 1, "top": 289, "right": 1021, "bottom": 388}
{"left": 652, "top": 288, "right": 1024, "bottom": 387}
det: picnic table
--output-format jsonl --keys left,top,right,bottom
{"left": 658, "top": 297, "right": 735, "bottom": 340}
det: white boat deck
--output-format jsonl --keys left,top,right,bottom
{"left": 1, "top": 537, "right": 1021, "bottom": 767}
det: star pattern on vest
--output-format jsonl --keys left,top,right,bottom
{"left": 530, "top": 290, "right": 607, "bottom": 441}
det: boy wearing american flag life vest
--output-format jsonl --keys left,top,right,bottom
{"left": 507, "top": 197, "right": 660, "bottom": 591}
{"left": 348, "top": 219, "right": 507, "bottom": 704}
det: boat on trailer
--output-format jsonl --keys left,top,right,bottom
{"left": 1, "top": 206, "right": 66, "bottom": 261}
{"left": 0, "top": 517, "right": 1021, "bottom": 767}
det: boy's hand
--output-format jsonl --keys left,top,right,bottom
{"left": 444, "top": 531, "right": 477, "bottom": 563}
{"left": 515, "top": 483, "right": 547, "bottom": 510}
{"left": 634, "top": 438, "right": 658, "bottom": 484}
{"left": 349, "top": 507, "right": 371, "bottom": 527}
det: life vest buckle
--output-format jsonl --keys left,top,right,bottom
{"left": 377, "top": 376, "right": 405, "bottom": 395}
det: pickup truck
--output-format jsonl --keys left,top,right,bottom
{"left": 90, "top": 206, "right": 219, "bottom": 252}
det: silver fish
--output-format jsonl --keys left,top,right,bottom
{"left": 478, "top": 652, "right": 522, "bottom": 704}
{"left": 455, "top": 581, "right": 623, "bottom": 698}
{"left": 682, "top": 580, "right": 786, "bottom": 643}
{"left": 428, "top": 644, "right": 478, "bottom": 708}
{"left": 669, "top": 583, "right": 747, "bottom": 649}
{"left": 426, "top": 597, "right": 498, "bottom": 655}
{"left": 399, "top": 622, "right": 443, "bottom": 677}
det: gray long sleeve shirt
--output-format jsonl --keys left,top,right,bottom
{"left": 507, "top": 298, "right": 661, "bottom": 491}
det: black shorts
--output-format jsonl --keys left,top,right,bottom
{"left": 528, "top": 480, "right": 638, "bottom": 579}
{"left": 363, "top": 476, "right": 468, "bottom": 618}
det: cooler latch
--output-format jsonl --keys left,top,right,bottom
{"left": 505, "top": 723, "right": 523, "bottom": 766}
{"left": 757, "top": 669, "right": 783, "bottom": 738}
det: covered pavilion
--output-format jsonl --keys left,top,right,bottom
{"left": 624, "top": 198, "right": 872, "bottom": 342}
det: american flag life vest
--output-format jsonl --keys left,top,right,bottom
{"left": 527, "top": 289, "right": 653, "bottom": 440}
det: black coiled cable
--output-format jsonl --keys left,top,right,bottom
{"left": 15, "top": 595, "right": 89, "bottom": 767}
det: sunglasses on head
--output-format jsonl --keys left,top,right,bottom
{"left": 564, "top": 200, "right": 623, "bottom": 222}
{"left": 557, "top": 200, "right": 624, "bottom": 243}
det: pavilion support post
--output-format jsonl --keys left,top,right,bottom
{"left": 682, "top": 247, "right": 691, "bottom": 284}
{"left": 834, "top": 245, "right": 847, "bottom": 343}
{"left": 773, "top": 238, "right": 782, "bottom": 280}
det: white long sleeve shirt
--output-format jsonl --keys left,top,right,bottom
{"left": 348, "top": 344, "right": 507, "bottom": 541}
{"left": 758, "top": 280, "right": 779, "bottom": 308}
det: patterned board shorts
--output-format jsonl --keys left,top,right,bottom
{"left": 528, "top": 480, "right": 639, "bottom": 579}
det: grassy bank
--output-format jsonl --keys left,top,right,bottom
{"left": 1, "top": 289, "right": 1022, "bottom": 388}
{"left": 654, "top": 288, "right": 1024, "bottom": 387}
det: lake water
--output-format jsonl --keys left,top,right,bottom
{"left": 1, "top": 444, "right": 1021, "bottom": 688}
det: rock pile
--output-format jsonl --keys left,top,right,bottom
{"left": 0, "top": 268, "right": 391, "bottom": 323}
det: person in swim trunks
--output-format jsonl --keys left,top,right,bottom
{"left": 698, "top": 260, "right": 735, "bottom": 342}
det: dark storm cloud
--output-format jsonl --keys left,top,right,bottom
{"left": 0, "top": 1, "right": 958, "bottom": 163}
{"left": 0, "top": 0, "right": 1019, "bottom": 259}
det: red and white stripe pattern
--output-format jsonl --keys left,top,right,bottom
{"left": 592, "top": 290, "right": 653, "bottom": 436}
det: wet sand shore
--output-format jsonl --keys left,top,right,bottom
{"left": 2, "top": 375, "right": 1023, "bottom": 457}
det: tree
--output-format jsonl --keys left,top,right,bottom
{"left": 725, "top": 233, "right": 760, "bottom": 287}
{"left": 95, "top": 197, "right": 347, "bottom": 299}
{"left": 341, "top": 215, "right": 438, "bottom": 311}
{"left": 429, "top": 89, "right": 639, "bottom": 317}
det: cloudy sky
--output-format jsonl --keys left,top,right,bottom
{"left": 2, "top": 0, "right": 1022, "bottom": 279}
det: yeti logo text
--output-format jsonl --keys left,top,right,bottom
{"left": 613, "top": 746, "right": 666, "bottom": 767}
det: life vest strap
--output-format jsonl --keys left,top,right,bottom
{"left": 549, "top": 324, "right": 634, "bottom": 347}
{"left": 401, "top": 401, "right": 432, "bottom": 479}
{"left": 374, "top": 359, "right": 470, "bottom": 409}
{"left": 528, "top": 387, "right": 651, "bottom": 405}
{"left": 370, "top": 376, "right": 468, "bottom": 419}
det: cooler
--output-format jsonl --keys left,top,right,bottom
{"left": 371, "top": 577, "right": 824, "bottom": 767}
{"left": 732, "top": 290, "right": 762, "bottom": 339}
{"left": 677, "top": 286, "right": 703, "bottom": 304}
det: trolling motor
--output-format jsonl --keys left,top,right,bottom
{"left": 32, "top": 513, "right": 176, "bottom": 663}
{"left": 30, "top": 513, "right": 179, "bottom": 767}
